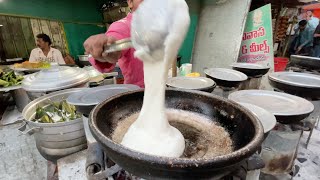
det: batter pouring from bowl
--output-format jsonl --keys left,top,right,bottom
{"left": 120, "top": 0, "right": 190, "bottom": 157}
{"left": 85, "top": 0, "right": 190, "bottom": 157}
{"left": 121, "top": 0, "right": 190, "bottom": 157}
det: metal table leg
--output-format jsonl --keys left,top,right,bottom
{"left": 306, "top": 116, "right": 319, "bottom": 148}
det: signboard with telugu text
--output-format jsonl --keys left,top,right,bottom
{"left": 238, "top": 4, "right": 274, "bottom": 70}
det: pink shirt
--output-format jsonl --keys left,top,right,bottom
{"left": 89, "top": 13, "right": 144, "bottom": 88}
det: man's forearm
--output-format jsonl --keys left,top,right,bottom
{"left": 300, "top": 41, "right": 309, "bottom": 47}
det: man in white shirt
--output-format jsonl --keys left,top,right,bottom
{"left": 307, "top": 10, "right": 319, "bottom": 31}
{"left": 29, "top": 34, "right": 65, "bottom": 65}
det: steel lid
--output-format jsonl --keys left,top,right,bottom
{"left": 269, "top": 72, "right": 320, "bottom": 88}
{"left": 204, "top": 68, "right": 248, "bottom": 82}
{"left": 0, "top": 85, "right": 22, "bottom": 92}
{"left": 238, "top": 102, "right": 276, "bottom": 133}
{"left": 22, "top": 66, "right": 89, "bottom": 92}
{"left": 83, "top": 66, "right": 102, "bottom": 78}
{"left": 166, "top": 77, "right": 215, "bottom": 90}
{"left": 67, "top": 84, "right": 140, "bottom": 106}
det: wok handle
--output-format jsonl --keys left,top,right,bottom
{"left": 18, "top": 121, "right": 42, "bottom": 135}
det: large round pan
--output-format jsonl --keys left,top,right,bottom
{"left": 238, "top": 103, "right": 276, "bottom": 134}
{"left": 89, "top": 89, "right": 264, "bottom": 179}
{"left": 204, "top": 68, "right": 248, "bottom": 88}
{"left": 228, "top": 90, "right": 314, "bottom": 124}
{"left": 290, "top": 55, "right": 320, "bottom": 69}
{"left": 269, "top": 72, "right": 320, "bottom": 100}
{"left": 231, "top": 63, "right": 270, "bottom": 77}
{"left": 166, "top": 77, "right": 216, "bottom": 93}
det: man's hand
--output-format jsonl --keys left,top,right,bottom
{"left": 315, "top": 34, "right": 320, "bottom": 38}
{"left": 84, "top": 34, "right": 121, "bottom": 63}
{"left": 296, "top": 46, "right": 303, "bottom": 54}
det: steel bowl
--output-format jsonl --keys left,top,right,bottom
{"left": 78, "top": 55, "right": 89, "bottom": 62}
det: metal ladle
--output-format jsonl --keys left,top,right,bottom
{"left": 103, "top": 38, "right": 133, "bottom": 53}
{"left": 88, "top": 38, "right": 132, "bottom": 60}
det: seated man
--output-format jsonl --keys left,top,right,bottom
{"left": 29, "top": 34, "right": 65, "bottom": 65}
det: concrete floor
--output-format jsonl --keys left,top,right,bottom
{"left": 293, "top": 126, "right": 320, "bottom": 180}
{"left": 0, "top": 122, "right": 47, "bottom": 180}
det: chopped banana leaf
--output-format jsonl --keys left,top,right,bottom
{"left": 35, "top": 106, "right": 47, "bottom": 119}
{"left": 34, "top": 99, "right": 81, "bottom": 123}
{"left": 0, "top": 70, "right": 24, "bottom": 88}
{"left": 0, "top": 79, "right": 9, "bottom": 87}
{"left": 40, "top": 115, "right": 53, "bottom": 123}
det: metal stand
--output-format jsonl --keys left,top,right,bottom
{"left": 273, "top": 88, "right": 320, "bottom": 149}
{"left": 305, "top": 117, "right": 318, "bottom": 149}
{"left": 260, "top": 126, "right": 302, "bottom": 176}
{"left": 213, "top": 86, "right": 238, "bottom": 98}
{"left": 239, "top": 76, "right": 262, "bottom": 90}
{"left": 304, "top": 100, "right": 320, "bottom": 148}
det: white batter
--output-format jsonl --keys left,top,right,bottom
{"left": 121, "top": 0, "right": 190, "bottom": 157}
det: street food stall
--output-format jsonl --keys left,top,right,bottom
{"left": 0, "top": 0, "right": 319, "bottom": 180}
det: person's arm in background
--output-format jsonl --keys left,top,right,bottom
{"left": 55, "top": 50, "right": 66, "bottom": 65}
{"left": 306, "top": 29, "right": 314, "bottom": 46}
{"left": 314, "top": 25, "right": 320, "bottom": 37}
{"left": 311, "top": 17, "right": 320, "bottom": 30}
{"left": 297, "top": 30, "right": 313, "bottom": 52}
{"left": 294, "top": 34, "right": 299, "bottom": 51}
{"left": 84, "top": 20, "right": 130, "bottom": 73}
{"left": 29, "top": 49, "right": 37, "bottom": 62}
{"left": 64, "top": 54, "right": 76, "bottom": 65}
